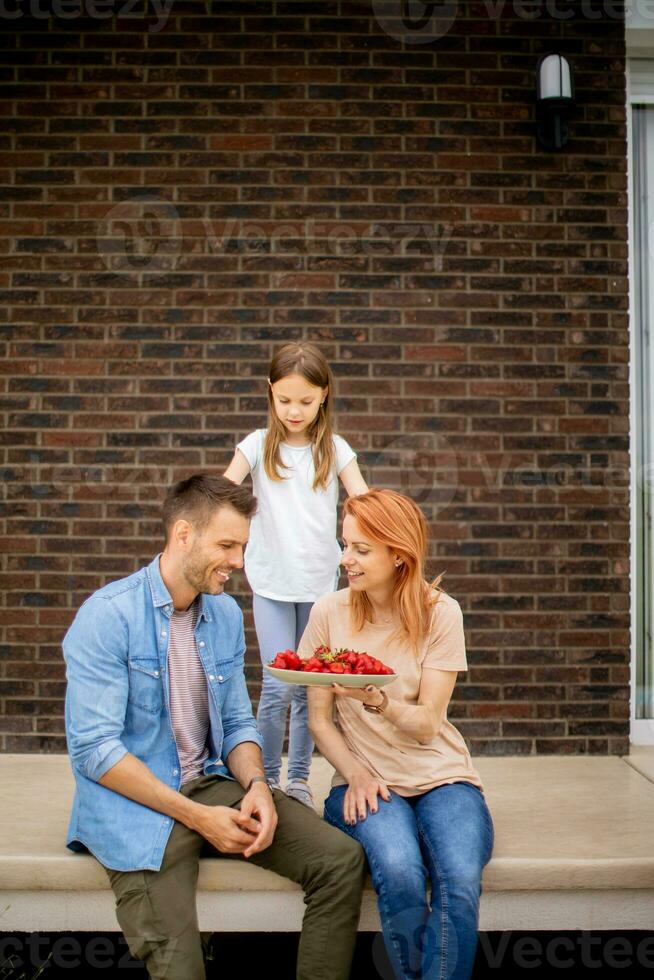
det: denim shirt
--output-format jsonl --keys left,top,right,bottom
{"left": 63, "top": 554, "right": 264, "bottom": 872}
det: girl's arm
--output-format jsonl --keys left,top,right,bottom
{"left": 308, "top": 686, "right": 391, "bottom": 824}
{"left": 339, "top": 458, "right": 368, "bottom": 497}
{"left": 224, "top": 448, "right": 252, "bottom": 485}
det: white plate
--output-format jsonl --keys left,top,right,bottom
{"left": 264, "top": 666, "right": 398, "bottom": 688}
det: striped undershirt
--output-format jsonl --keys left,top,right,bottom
{"left": 168, "top": 597, "right": 210, "bottom": 785}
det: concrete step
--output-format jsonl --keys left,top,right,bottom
{"left": 2, "top": 752, "right": 653, "bottom": 932}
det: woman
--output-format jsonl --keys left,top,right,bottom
{"left": 298, "top": 488, "right": 494, "bottom": 980}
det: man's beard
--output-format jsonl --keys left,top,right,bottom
{"left": 181, "top": 552, "right": 220, "bottom": 596}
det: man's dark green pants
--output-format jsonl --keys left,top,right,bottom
{"left": 102, "top": 774, "right": 367, "bottom": 980}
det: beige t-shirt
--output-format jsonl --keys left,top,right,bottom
{"left": 297, "top": 588, "right": 484, "bottom": 798}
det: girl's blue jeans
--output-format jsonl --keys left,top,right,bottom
{"left": 253, "top": 593, "right": 314, "bottom": 784}
{"left": 324, "top": 780, "right": 494, "bottom": 980}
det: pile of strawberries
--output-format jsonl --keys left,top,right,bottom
{"left": 268, "top": 645, "right": 394, "bottom": 676}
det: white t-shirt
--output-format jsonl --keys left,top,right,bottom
{"left": 236, "top": 428, "right": 356, "bottom": 602}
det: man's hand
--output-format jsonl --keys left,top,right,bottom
{"left": 190, "top": 803, "right": 263, "bottom": 855}
{"left": 237, "top": 782, "right": 278, "bottom": 858}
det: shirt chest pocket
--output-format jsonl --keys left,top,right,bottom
{"left": 208, "top": 658, "right": 236, "bottom": 703}
{"left": 127, "top": 657, "right": 164, "bottom": 714}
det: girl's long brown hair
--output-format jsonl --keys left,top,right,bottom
{"left": 344, "top": 489, "right": 445, "bottom": 653}
{"left": 264, "top": 342, "right": 336, "bottom": 491}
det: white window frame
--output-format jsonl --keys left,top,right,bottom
{"left": 628, "top": 57, "right": 654, "bottom": 743}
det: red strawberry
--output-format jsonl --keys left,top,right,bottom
{"left": 276, "top": 646, "right": 394, "bottom": 678}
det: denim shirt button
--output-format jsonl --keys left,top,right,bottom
{"left": 209, "top": 675, "right": 215, "bottom": 681}
{"left": 154, "top": 670, "right": 159, "bottom": 677}
{"left": 199, "top": 641, "right": 205, "bottom": 648}
{"left": 173, "top": 769, "right": 178, "bottom": 776}
{"left": 161, "top": 630, "right": 167, "bottom": 638}
{"left": 218, "top": 675, "right": 223, "bottom": 682}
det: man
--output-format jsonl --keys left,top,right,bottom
{"left": 63, "top": 474, "right": 366, "bottom": 980}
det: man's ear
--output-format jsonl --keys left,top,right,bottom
{"left": 173, "top": 518, "right": 193, "bottom": 550}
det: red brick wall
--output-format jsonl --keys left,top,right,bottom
{"left": 0, "top": 2, "right": 630, "bottom": 755}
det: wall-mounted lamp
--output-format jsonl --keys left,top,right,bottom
{"left": 536, "top": 53, "right": 575, "bottom": 151}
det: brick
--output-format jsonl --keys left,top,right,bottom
{"left": 0, "top": 6, "right": 630, "bottom": 755}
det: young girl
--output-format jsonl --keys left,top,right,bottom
{"left": 224, "top": 342, "right": 368, "bottom": 810}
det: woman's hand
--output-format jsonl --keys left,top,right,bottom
{"left": 331, "top": 682, "right": 384, "bottom": 709}
{"left": 343, "top": 771, "right": 391, "bottom": 826}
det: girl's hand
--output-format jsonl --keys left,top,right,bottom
{"left": 338, "top": 458, "right": 368, "bottom": 497}
{"left": 331, "top": 682, "right": 384, "bottom": 710}
{"left": 343, "top": 771, "right": 391, "bottom": 826}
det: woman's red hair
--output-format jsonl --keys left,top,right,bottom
{"left": 344, "top": 488, "right": 444, "bottom": 653}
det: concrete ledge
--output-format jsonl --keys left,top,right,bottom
{"left": 1, "top": 752, "right": 654, "bottom": 931}
{"left": 4, "top": 889, "right": 654, "bottom": 934}
{"left": 623, "top": 744, "right": 654, "bottom": 784}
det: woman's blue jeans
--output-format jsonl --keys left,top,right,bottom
{"left": 324, "top": 781, "right": 494, "bottom": 980}
{"left": 253, "top": 593, "right": 314, "bottom": 784}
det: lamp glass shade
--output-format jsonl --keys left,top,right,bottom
{"left": 538, "top": 54, "right": 572, "bottom": 101}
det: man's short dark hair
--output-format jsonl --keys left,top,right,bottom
{"left": 162, "top": 474, "right": 256, "bottom": 538}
